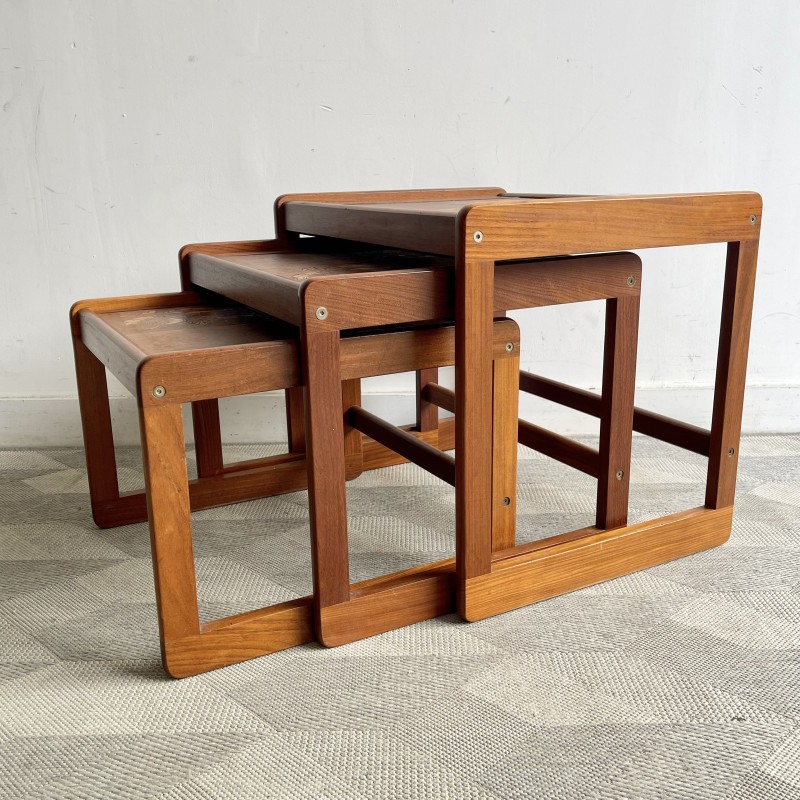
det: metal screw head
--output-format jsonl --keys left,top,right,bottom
{"left": 502, "top": 496, "right": 511, "bottom": 507}
{"left": 152, "top": 385, "right": 166, "bottom": 399}
{"left": 505, "top": 341, "right": 514, "bottom": 352}
{"left": 315, "top": 307, "right": 328, "bottom": 321}
{"left": 615, "top": 469, "right": 625, "bottom": 480}
{"left": 473, "top": 230, "right": 484, "bottom": 243}
{"left": 749, "top": 214, "right": 757, "bottom": 225}
{"left": 626, "top": 275, "right": 637, "bottom": 287}
{"left": 727, "top": 447, "right": 735, "bottom": 457}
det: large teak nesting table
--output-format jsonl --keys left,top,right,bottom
{"left": 271, "top": 188, "right": 762, "bottom": 624}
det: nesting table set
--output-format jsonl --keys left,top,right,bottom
{"left": 70, "top": 188, "right": 761, "bottom": 677}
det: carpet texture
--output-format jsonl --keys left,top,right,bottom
{"left": 0, "top": 435, "right": 799, "bottom": 799}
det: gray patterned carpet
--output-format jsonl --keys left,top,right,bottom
{"left": 1, "top": 435, "right": 799, "bottom": 799}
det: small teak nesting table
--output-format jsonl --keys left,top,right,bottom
{"left": 183, "top": 187, "right": 761, "bottom": 642}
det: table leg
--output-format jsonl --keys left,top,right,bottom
{"left": 302, "top": 329, "right": 351, "bottom": 636}
{"left": 706, "top": 239, "right": 759, "bottom": 508}
{"left": 139, "top": 401, "right": 201, "bottom": 675}
{"left": 285, "top": 387, "right": 306, "bottom": 453}
{"left": 596, "top": 295, "right": 640, "bottom": 529}
{"left": 492, "top": 347, "right": 519, "bottom": 550}
{"left": 72, "top": 337, "right": 121, "bottom": 528}
{"left": 191, "top": 399, "right": 224, "bottom": 477}
{"left": 416, "top": 368, "right": 440, "bottom": 436}
{"left": 456, "top": 257, "right": 495, "bottom": 617}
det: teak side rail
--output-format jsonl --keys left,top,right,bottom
{"left": 279, "top": 189, "right": 762, "bottom": 621}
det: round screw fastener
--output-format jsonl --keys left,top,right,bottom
{"left": 728, "top": 447, "right": 735, "bottom": 457}
{"left": 315, "top": 307, "right": 328, "bottom": 321}
{"left": 749, "top": 214, "right": 757, "bottom": 225}
{"left": 473, "top": 230, "right": 484, "bottom": 243}
{"left": 626, "top": 275, "right": 637, "bottom": 287}
{"left": 502, "top": 496, "right": 511, "bottom": 507}
{"left": 152, "top": 385, "right": 166, "bottom": 399}
{"left": 615, "top": 469, "right": 625, "bottom": 480}
{"left": 505, "top": 342, "right": 515, "bottom": 352}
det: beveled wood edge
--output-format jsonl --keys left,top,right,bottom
{"left": 162, "top": 598, "right": 314, "bottom": 678}
{"left": 275, "top": 186, "right": 506, "bottom": 211}
{"left": 458, "top": 191, "right": 763, "bottom": 259}
{"left": 462, "top": 505, "right": 734, "bottom": 621}
{"left": 71, "top": 291, "right": 204, "bottom": 336}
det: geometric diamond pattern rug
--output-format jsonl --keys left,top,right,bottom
{"left": 1, "top": 435, "right": 799, "bottom": 799}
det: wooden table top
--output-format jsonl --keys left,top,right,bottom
{"left": 281, "top": 191, "right": 762, "bottom": 257}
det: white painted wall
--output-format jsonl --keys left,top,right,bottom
{"left": 2, "top": 0, "right": 799, "bottom": 445}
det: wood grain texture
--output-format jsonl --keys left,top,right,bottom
{"left": 281, "top": 192, "right": 761, "bottom": 257}
{"left": 492, "top": 353, "right": 519, "bottom": 551}
{"left": 463, "top": 193, "right": 762, "bottom": 259}
{"left": 455, "top": 257, "right": 495, "bottom": 600}
{"left": 275, "top": 186, "right": 505, "bottom": 244}
{"left": 596, "top": 296, "right": 639, "bottom": 529}
{"left": 463, "top": 506, "right": 733, "bottom": 621}
{"left": 422, "top": 383, "right": 456, "bottom": 414}
{"left": 339, "top": 318, "right": 520, "bottom": 380}
{"left": 519, "top": 371, "right": 712, "bottom": 456}
{"left": 72, "top": 336, "right": 121, "bottom": 526}
{"left": 191, "top": 399, "right": 224, "bottom": 478}
{"left": 302, "top": 328, "right": 351, "bottom": 612}
{"left": 518, "top": 418, "right": 600, "bottom": 476}
{"left": 360, "top": 418, "right": 455, "bottom": 471}
{"left": 139, "top": 401, "right": 201, "bottom": 669}
{"left": 494, "top": 251, "right": 642, "bottom": 311}
{"left": 318, "top": 569, "right": 453, "bottom": 647}
{"left": 284, "top": 386, "right": 306, "bottom": 453}
{"left": 415, "top": 368, "right": 440, "bottom": 435}
{"left": 342, "top": 378, "right": 364, "bottom": 480}
{"left": 165, "top": 600, "right": 314, "bottom": 679}
{"left": 90, "top": 426, "right": 455, "bottom": 530}
{"left": 706, "top": 239, "right": 760, "bottom": 508}
{"left": 348, "top": 406, "right": 456, "bottom": 486}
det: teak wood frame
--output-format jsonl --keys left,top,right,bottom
{"left": 278, "top": 188, "right": 762, "bottom": 621}
{"left": 181, "top": 214, "right": 647, "bottom": 645}
{"left": 70, "top": 292, "right": 518, "bottom": 676}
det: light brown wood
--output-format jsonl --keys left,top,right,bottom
{"left": 463, "top": 193, "right": 762, "bottom": 260}
{"left": 339, "top": 319, "right": 520, "bottom": 379}
{"left": 518, "top": 419, "right": 600, "bottom": 476}
{"left": 318, "top": 569, "right": 453, "bottom": 647}
{"left": 169, "top": 600, "right": 314, "bottom": 678}
{"left": 342, "top": 378, "right": 364, "bottom": 480}
{"left": 423, "top": 382, "right": 456, "bottom": 414}
{"left": 455, "top": 257, "right": 495, "bottom": 610}
{"left": 494, "top": 252, "right": 642, "bottom": 310}
{"left": 415, "top": 368, "right": 439, "bottom": 435}
{"left": 90, "top": 426, "right": 456, "bottom": 530}
{"left": 463, "top": 506, "right": 733, "bottom": 621}
{"left": 72, "top": 337, "right": 120, "bottom": 527}
{"left": 191, "top": 399, "right": 224, "bottom": 477}
{"left": 361, "top": 417, "right": 455, "bottom": 471}
{"left": 519, "top": 371, "right": 712, "bottom": 456}
{"left": 492, "top": 353, "right": 519, "bottom": 550}
{"left": 139, "top": 401, "right": 201, "bottom": 668}
{"left": 282, "top": 193, "right": 761, "bottom": 257}
{"left": 348, "top": 406, "right": 456, "bottom": 486}
{"left": 274, "top": 186, "right": 506, "bottom": 246}
{"left": 706, "top": 239, "right": 760, "bottom": 508}
{"left": 284, "top": 386, "right": 306, "bottom": 453}
{"left": 302, "top": 327, "right": 352, "bottom": 614}
{"left": 596, "top": 296, "right": 640, "bottom": 529}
